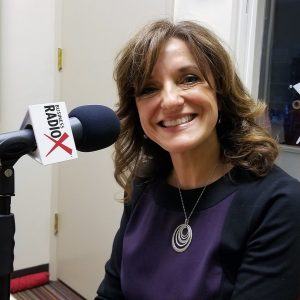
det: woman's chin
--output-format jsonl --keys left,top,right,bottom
{"left": 161, "top": 141, "right": 198, "bottom": 154}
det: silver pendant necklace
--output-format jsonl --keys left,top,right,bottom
{"left": 172, "top": 164, "right": 219, "bottom": 253}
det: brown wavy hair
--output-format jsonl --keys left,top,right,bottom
{"left": 113, "top": 19, "right": 278, "bottom": 200}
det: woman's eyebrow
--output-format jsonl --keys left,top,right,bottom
{"left": 177, "top": 65, "right": 199, "bottom": 73}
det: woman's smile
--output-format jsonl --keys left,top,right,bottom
{"left": 159, "top": 113, "right": 197, "bottom": 128}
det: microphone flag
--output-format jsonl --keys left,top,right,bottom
{"left": 20, "top": 102, "right": 78, "bottom": 165}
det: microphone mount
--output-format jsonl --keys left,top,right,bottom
{"left": 0, "top": 125, "right": 41, "bottom": 299}
{"left": 0, "top": 117, "right": 83, "bottom": 162}
{"left": 0, "top": 157, "right": 16, "bottom": 300}
{"left": 0, "top": 128, "right": 36, "bottom": 161}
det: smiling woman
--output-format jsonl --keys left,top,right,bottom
{"left": 95, "top": 20, "right": 300, "bottom": 300}
{"left": 135, "top": 38, "right": 219, "bottom": 160}
{"left": 113, "top": 20, "right": 280, "bottom": 193}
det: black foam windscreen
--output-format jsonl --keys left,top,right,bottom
{"left": 69, "top": 105, "right": 120, "bottom": 152}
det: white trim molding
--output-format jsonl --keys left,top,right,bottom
{"left": 231, "top": 0, "right": 267, "bottom": 98}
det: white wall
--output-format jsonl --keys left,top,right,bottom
{"left": 174, "top": 0, "right": 236, "bottom": 48}
{"left": 0, "top": 0, "right": 56, "bottom": 270}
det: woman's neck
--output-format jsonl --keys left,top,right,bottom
{"left": 168, "top": 142, "right": 231, "bottom": 189}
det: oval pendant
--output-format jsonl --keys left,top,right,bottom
{"left": 172, "top": 223, "right": 192, "bottom": 253}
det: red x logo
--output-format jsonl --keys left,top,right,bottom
{"left": 44, "top": 132, "right": 73, "bottom": 157}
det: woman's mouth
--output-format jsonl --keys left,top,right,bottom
{"left": 159, "top": 114, "right": 197, "bottom": 128}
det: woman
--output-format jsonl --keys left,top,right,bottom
{"left": 96, "top": 20, "right": 300, "bottom": 300}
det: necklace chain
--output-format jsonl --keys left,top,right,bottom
{"left": 177, "top": 164, "right": 219, "bottom": 224}
{"left": 177, "top": 183, "right": 206, "bottom": 225}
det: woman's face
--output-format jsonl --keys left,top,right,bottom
{"left": 135, "top": 38, "right": 219, "bottom": 155}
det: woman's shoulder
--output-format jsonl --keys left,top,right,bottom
{"left": 232, "top": 164, "right": 300, "bottom": 220}
{"left": 265, "top": 164, "right": 299, "bottom": 184}
{"left": 233, "top": 164, "right": 300, "bottom": 193}
{"left": 223, "top": 165, "right": 300, "bottom": 247}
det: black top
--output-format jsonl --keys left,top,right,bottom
{"left": 96, "top": 165, "right": 300, "bottom": 299}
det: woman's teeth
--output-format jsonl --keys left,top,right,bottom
{"left": 162, "top": 114, "right": 195, "bottom": 127}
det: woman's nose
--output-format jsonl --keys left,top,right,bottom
{"left": 160, "top": 85, "right": 184, "bottom": 111}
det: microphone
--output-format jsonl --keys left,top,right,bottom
{"left": 0, "top": 105, "right": 120, "bottom": 160}
{"left": 69, "top": 105, "right": 120, "bottom": 152}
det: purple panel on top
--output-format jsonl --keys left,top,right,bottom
{"left": 121, "top": 184, "right": 236, "bottom": 300}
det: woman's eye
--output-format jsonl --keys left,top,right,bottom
{"left": 140, "top": 86, "right": 158, "bottom": 96}
{"left": 182, "top": 75, "right": 200, "bottom": 85}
